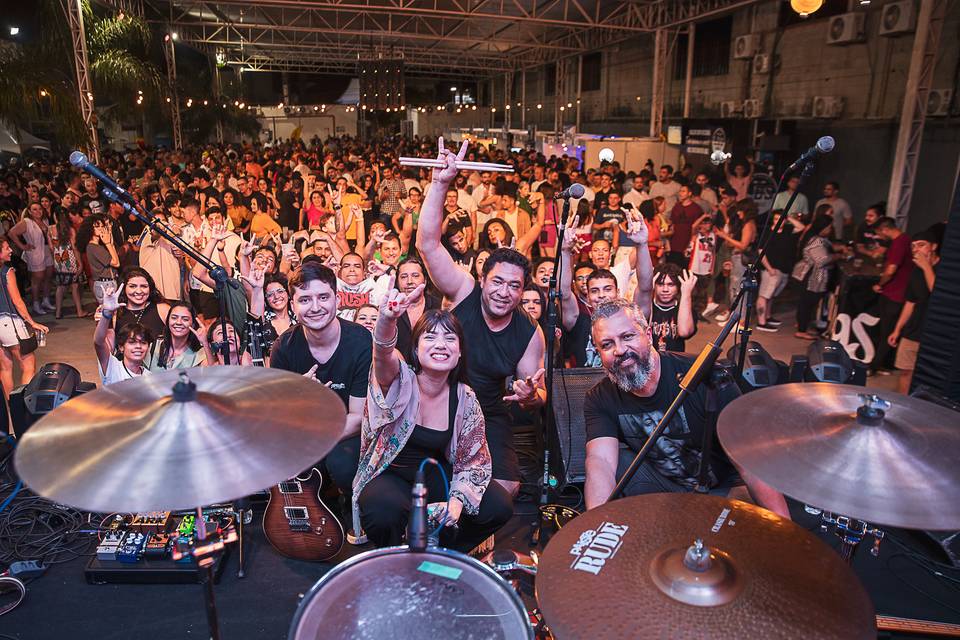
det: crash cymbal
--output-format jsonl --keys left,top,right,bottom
{"left": 717, "top": 383, "right": 960, "bottom": 530}
{"left": 536, "top": 494, "right": 874, "bottom": 640}
{"left": 14, "top": 367, "right": 346, "bottom": 513}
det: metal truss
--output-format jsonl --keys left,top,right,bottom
{"left": 62, "top": 0, "right": 101, "bottom": 162}
{"left": 137, "top": 0, "right": 761, "bottom": 76}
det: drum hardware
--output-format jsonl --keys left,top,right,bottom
{"left": 819, "top": 512, "right": 885, "bottom": 564}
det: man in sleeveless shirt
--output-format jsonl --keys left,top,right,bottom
{"left": 418, "top": 140, "right": 546, "bottom": 498}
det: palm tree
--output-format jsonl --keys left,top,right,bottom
{"left": 0, "top": 0, "right": 160, "bottom": 150}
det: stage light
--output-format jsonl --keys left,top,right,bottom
{"left": 314, "top": 106, "right": 319, "bottom": 111}
{"left": 203, "top": 100, "right": 208, "bottom": 105}
{"left": 491, "top": 107, "right": 497, "bottom": 112}
{"left": 505, "top": 105, "right": 510, "bottom": 110}
{"left": 39, "top": 89, "right": 48, "bottom": 97}
{"left": 322, "top": 104, "right": 326, "bottom": 109}
{"left": 450, "top": 87, "right": 457, "bottom": 91}
{"left": 536, "top": 103, "right": 542, "bottom": 109}
{"left": 171, "top": 32, "right": 179, "bottom": 40}
{"left": 790, "top": 0, "right": 823, "bottom": 16}
{"left": 472, "top": 105, "right": 477, "bottom": 110}
{"left": 166, "top": 97, "right": 171, "bottom": 103}
{"left": 456, "top": 108, "right": 462, "bottom": 113}
{"left": 278, "top": 102, "right": 283, "bottom": 108}
{"left": 516, "top": 102, "right": 521, "bottom": 107}
{"left": 567, "top": 102, "right": 572, "bottom": 108}
{"left": 598, "top": 147, "right": 614, "bottom": 163}
{"left": 238, "top": 102, "right": 245, "bottom": 109}
{"left": 560, "top": 106, "right": 565, "bottom": 111}
{"left": 234, "top": 100, "right": 239, "bottom": 106}
{"left": 9, "top": 27, "right": 19, "bottom": 36}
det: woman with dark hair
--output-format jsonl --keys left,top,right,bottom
{"left": 47, "top": 210, "right": 87, "bottom": 318}
{"left": 791, "top": 215, "right": 841, "bottom": 340}
{"left": 144, "top": 301, "right": 212, "bottom": 371}
{"left": 393, "top": 257, "right": 440, "bottom": 362}
{"left": 221, "top": 189, "right": 251, "bottom": 234}
{"left": 96, "top": 284, "right": 151, "bottom": 384}
{"left": 472, "top": 248, "right": 491, "bottom": 280}
{"left": 112, "top": 267, "right": 170, "bottom": 340}
{"left": 0, "top": 237, "right": 48, "bottom": 397}
{"left": 479, "top": 218, "right": 515, "bottom": 253}
{"left": 714, "top": 199, "right": 757, "bottom": 324}
{"left": 207, "top": 319, "right": 254, "bottom": 366}
{"left": 353, "top": 285, "right": 513, "bottom": 553}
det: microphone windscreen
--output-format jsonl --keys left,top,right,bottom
{"left": 568, "top": 183, "right": 585, "bottom": 199}
{"left": 69, "top": 151, "right": 87, "bottom": 168}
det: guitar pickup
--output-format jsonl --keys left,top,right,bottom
{"left": 284, "top": 507, "right": 308, "bottom": 520}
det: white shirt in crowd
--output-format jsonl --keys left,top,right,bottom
{"left": 816, "top": 196, "right": 853, "bottom": 239}
{"left": 622, "top": 189, "right": 650, "bottom": 211}
{"left": 649, "top": 180, "right": 681, "bottom": 210}
{"left": 772, "top": 190, "right": 809, "bottom": 217}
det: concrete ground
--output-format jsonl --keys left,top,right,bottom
{"left": 21, "top": 288, "right": 901, "bottom": 395}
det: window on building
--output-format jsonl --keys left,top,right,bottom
{"left": 544, "top": 63, "right": 557, "bottom": 96}
{"left": 673, "top": 15, "right": 733, "bottom": 79}
{"left": 581, "top": 52, "right": 602, "bottom": 92}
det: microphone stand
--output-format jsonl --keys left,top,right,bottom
{"left": 529, "top": 195, "right": 571, "bottom": 547}
{"left": 99, "top": 187, "right": 238, "bottom": 365}
{"left": 608, "top": 152, "right": 823, "bottom": 502}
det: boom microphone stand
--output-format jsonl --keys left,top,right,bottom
{"left": 95, "top": 177, "right": 238, "bottom": 366}
{"left": 529, "top": 194, "right": 574, "bottom": 547}
{"left": 609, "top": 141, "right": 831, "bottom": 502}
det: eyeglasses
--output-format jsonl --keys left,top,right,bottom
{"left": 266, "top": 289, "right": 287, "bottom": 299}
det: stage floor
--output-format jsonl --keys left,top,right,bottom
{"left": 1, "top": 497, "right": 958, "bottom": 639}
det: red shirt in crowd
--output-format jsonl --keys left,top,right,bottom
{"left": 880, "top": 232, "right": 913, "bottom": 303}
{"left": 670, "top": 201, "right": 702, "bottom": 254}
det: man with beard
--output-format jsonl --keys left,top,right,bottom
{"left": 418, "top": 139, "right": 546, "bottom": 498}
{"left": 582, "top": 299, "right": 788, "bottom": 515}
{"left": 270, "top": 262, "right": 372, "bottom": 530}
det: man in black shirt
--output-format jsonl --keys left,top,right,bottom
{"left": 887, "top": 230, "right": 939, "bottom": 394}
{"left": 418, "top": 140, "right": 546, "bottom": 498}
{"left": 582, "top": 298, "right": 788, "bottom": 516}
{"left": 443, "top": 222, "right": 476, "bottom": 272}
{"left": 270, "top": 262, "right": 372, "bottom": 505}
{"left": 277, "top": 176, "right": 303, "bottom": 232}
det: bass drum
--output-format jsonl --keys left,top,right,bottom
{"left": 289, "top": 546, "right": 534, "bottom": 640}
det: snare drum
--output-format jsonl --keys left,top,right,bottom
{"left": 289, "top": 546, "right": 534, "bottom": 640}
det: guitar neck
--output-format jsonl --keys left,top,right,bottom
{"left": 877, "top": 615, "right": 960, "bottom": 637}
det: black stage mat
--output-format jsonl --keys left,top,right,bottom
{"left": 2, "top": 499, "right": 959, "bottom": 639}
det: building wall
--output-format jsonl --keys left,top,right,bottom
{"left": 491, "top": 0, "right": 960, "bottom": 230}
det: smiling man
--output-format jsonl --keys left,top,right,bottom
{"left": 269, "top": 261, "right": 372, "bottom": 519}
{"left": 417, "top": 139, "right": 546, "bottom": 498}
{"left": 582, "top": 298, "right": 789, "bottom": 517}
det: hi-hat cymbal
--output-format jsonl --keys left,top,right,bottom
{"left": 14, "top": 367, "right": 346, "bottom": 513}
{"left": 536, "top": 494, "right": 875, "bottom": 640}
{"left": 717, "top": 383, "right": 960, "bottom": 530}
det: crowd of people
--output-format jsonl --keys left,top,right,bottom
{"left": 0, "top": 133, "right": 944, "bottom": 548}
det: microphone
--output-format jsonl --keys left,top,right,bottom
{"left": 69, "top": 151, "right": 132, "bottom": 202}
{"left": 786, "top": 136, "right": 835, "bottom": 173}
{"left": 554, "top": 183, "right": 585, "bottom": 200}
{"left": 407, "top": 467, "right": 428, "bottom": 552}
{"left": 710, "top": 150, "right": 732, "bottom": 166}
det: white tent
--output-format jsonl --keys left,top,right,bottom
{"left": 0, "top": 123, "right": 50, "bottom": 154}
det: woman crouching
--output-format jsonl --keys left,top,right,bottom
{"left": 353, "top": 280, "right": 513, "bottom": 553}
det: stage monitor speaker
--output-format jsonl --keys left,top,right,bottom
{"left": 9, "top": 362, "right": 95, "bottom": 439}
{"left": 726, "top": 342, "right": 786, "bottom": 391}
{"left": 788, "top": 340, "right": 866, "bottom": 386}
{"left": 550, "top": 367, "right": 606, "bottom": 488}
{"left": 913, "top": 159, "right": 960, "bottom": 403}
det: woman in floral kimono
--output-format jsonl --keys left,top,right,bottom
{"left": 352, "top": 277, "right": 513, "bottom": 552}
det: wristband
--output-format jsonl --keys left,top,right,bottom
{"left": 102, "top": 309, "right": 115, "bottom": 320}
{"left": 373, "top": 329, "right": 399, "bottom": 349}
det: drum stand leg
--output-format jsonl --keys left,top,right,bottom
{"left": 236, "top": 507, "right": 245, "bottom": 579}
{"left": 199, "top": 564, "right": 222, "bottom": 640}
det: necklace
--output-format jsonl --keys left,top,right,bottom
{"left": 127, "top": 304, "right": 149, "bottom": 324}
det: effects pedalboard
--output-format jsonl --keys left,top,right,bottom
{"left": 85, "top": 506, "right": 235, "bottom": 585}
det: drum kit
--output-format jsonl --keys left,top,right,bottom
{"left": 13, "top": 369, "right": 960, "bottom": 639}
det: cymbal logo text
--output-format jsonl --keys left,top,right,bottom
{"left": 569, "top": 521, "right": 630, "bottom": 575}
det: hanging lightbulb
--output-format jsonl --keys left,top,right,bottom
{"left": 790, "top": 0, "right": 823, "bottom": 16}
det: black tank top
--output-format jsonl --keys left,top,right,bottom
{"left": 114, "top": 303, "right": 166, "bottom": 341}
{"left": 452, "top": 284, "right": 536, "bottom": 432}
{"left": 390, "top": 385, "right": 458, "bottom": 470}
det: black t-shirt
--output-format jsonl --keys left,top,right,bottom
{"left": 563, "top": 305, "right": 601, "bottom": 368}
{"left": 583, "top": 353, "right": 739, "bottom": 489}
{"left": 594, "top": 207, "right": 626, "bottom": 242}
{"left": 79, "top": 192, "right": 106, "bottom": 215}
{"left": 856, "top": 223, "right": 886, "bottom": 250}
{"left": 451, "top": 284, "right": 536, "bottom": 431}
{"left": 650, "top": 302, "right": 694, "bottom": 353}
{"left": 593, "top": 188, "right": 612, "bottom": 211}
{"left": 766, "top": 228, "right": 799, "bottom": 273}
{"left": 269, "top": 320, "right": 372, "bottom": 406}
{"left": 902, "top": 266, "right": 935, "bottom": 341}
{"left": 277, "top": 191, "right": 300, "bottom": 229}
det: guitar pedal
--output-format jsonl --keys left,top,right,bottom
{"left": 116, "top": 532, "right": 147, "bottom": 563}
{"left": 144, "top": 533, "right": 171, "bottom": 559}
{"left": 96, "top": 531, "right": 125, "bottom": 561}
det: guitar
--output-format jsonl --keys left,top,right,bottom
{"left": 262, "top": 467, "right": 345, "bottom": 562}
{"left": 249, "top": 317, "right": 346, "bottom": 561}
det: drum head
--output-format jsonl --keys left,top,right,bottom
{"left": 290, "top": 547, "right": 532, "bottom": 640}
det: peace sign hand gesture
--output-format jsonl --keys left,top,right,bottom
{"left": 625, "top": 210, "right": 649, "bottom": 245}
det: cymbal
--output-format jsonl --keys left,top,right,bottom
{"left": 536, "top": 494, "right": 874, "bottom": 640}
{"left": 717, "top": 383, "right": 960, "bottom": 530}
{"left": 14, "top": 367, "right": 346, "bottom": 513}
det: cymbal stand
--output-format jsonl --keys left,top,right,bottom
{"left": 820, "top": 513, "right": 885, "bottom": 565}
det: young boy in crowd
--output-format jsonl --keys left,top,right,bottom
{"left": 686, "top": 216, "right": 717, "bottom": 317}
{"left": 650, "top": 263, "right": 697, "bottom": 353}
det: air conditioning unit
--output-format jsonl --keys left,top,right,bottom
{"left": 927, "top": 89, "right": 953, "bottom": 117}
{"left": 826, "top": 13, "right": 866, "bottom": 45}
{"left": 880, "top": 0, "right": 917, "bottom": 36}
{"left": 753, "top": 53, "right": 771, "bottom": 74}
{"left": 812, "top": 96, "right": 844, "bottom": 118}
{"left": 720, "top": 100, "right": 743, "bottom": 118}
{"left": 743, "top": 99, "right": 762, "bottom": 119}
{"left": 733, "top": 35, "right": 760, "bottom": 60}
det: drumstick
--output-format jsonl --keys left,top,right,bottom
{"left": 398, "top": 157, "right": 514, "bottom": 173}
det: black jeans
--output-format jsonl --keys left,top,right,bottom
{"left": 871, "top": 295, "right": 904, "bottom": 371}
{"left": 796, "top": 289, "right": 825, "bottom": 333}
{"left": 358, "top": 461, "right": 514, "bottom": 553}
{"left": 325, "top": 435, "right": 361, "bottom": 497}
